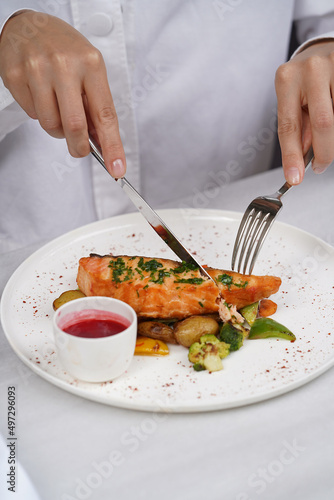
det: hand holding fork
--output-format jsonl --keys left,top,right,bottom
{"left": 231, "top": 147, "right": 314, "bottom": 275}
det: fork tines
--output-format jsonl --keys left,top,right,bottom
{"left": 232, "top": 200, "right": 281, "bottom": 276}
{"left": 232, "top": 147, "right": 314, "bottom": 276}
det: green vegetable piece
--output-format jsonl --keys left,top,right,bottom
{"left": 239, "top": 302, "right": 259, "bottom": 327}
{"left": 248, "top": 318, "right": 296, "bottom": 341}
{"left": 188, "top": 342, "right": 203, "bottom": 364}
{"left": 188, "top": 335, "right": 230, "bottom": 372}
{"left": 199, "top": 334, "right": 220, "bottom": 344}
{"left": 193, "top": 363, "right": 206, "bottom": 372}
{"left": 219, "top": 322, "right": 244, "bottom": 351}
{"left": 203, "top": 353, "right": 223, "bottom": 372}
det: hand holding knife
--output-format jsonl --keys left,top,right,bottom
{"left": 89, "top": 137, "right": 216, "bottom": 285}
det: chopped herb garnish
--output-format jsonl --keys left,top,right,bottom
{"left": 123, "top": 269, "right": 134, "bottom": 281}
{"left": 150, "top": 269, "right": 171, "bottom": 284}
{"left": 135, "top": 257, "right": 172, "bottom": 284}
{"left": 109, "top": 257, "right": 207, "bottom": 287}
{"left": 137, "top": 258, "right": 163, "bottom": 273}
{"left": 199, "top": 301, "right": 204, "bottom": 308}
{"left": 135, "top": 267, "right": 145, "bottom": 280}
{"left": 109, "top": 257, "right": 134, "bottom": 284}
{"left": 234, "top": 280, "right": 249, "bottom": 289}
{"left": 108, "top": 257, "right": 126, "bottom": 283}
{"left": 174, "top": 277, "right": 204, "bottom": 285}
{"left": 217, "top": 273, "right": 233, "bottom": 288}
{"left": 217, "top": 273, "right": 248, "bottom": 290}
{"left": 173, "top": 261, "right": 199, "bottom": 274}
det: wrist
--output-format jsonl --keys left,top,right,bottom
{"left": 291, "top": 33, "right": 334, "bottom": 59}
{"left": 0, "top": 9, "right": 36, "bottom": 41}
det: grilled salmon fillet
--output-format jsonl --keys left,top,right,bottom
{"left": 77, "top": 254, "right": 281, "bottom": 319}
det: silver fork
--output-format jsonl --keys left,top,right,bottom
{"left": 231, "top": 147, "right": 314, "bottom": 275}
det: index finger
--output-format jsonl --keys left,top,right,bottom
{"left": 83, "top": 56, "right": 126, "bottom": 178}
{"left": 306, "top": 77, "right": 334, "bottom": 173}
{"left": 275, "top": 66, "right": 304, "bottom": 185}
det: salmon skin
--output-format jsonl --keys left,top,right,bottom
{"left": 77, "top": 254, "right": 281, "bottom": 319}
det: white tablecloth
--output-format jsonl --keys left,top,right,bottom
{"left": 1, "top": 166, "right": 334, "bottom": 500}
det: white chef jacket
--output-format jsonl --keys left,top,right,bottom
{"left": 0, "top": 1, "right": 334, "bottom": 253}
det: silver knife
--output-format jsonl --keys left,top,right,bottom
{"left": 89, "top": 137, "right": 215, "bottom": 283}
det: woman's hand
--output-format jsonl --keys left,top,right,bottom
{"left": 275, "top": 40, "right": 334, "bottom": 185}
{"left": 0, "top": 11, "right": 126, "bottom": 177}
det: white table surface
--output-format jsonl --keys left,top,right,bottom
{"left": 1, "top": 166, "right": 334, "bottom": 500}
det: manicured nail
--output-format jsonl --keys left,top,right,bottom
{"left": 111, "top": 159, "right": 125, "bottom": 178}
{"left": 287, "top": 167, "right": 300, "bottom": 185}
{"left": 312, "top": 163, "right": 327, "bottom": 174}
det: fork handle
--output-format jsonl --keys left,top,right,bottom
{"left": 275, "top": 146, "right": 314, "bottom": 199}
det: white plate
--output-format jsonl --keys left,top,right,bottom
{"left": 1, "top": 209, "right": 334, "bottom": 412}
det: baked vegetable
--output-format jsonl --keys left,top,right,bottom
{"left": 248, "top": 318, "right": 296, "bottom": 341}
{"left": 239, "top": 301, "right": 258, "bottom": 326}
{"left": 174, "top": 316, "right": 219, "bottom": 347}
{"left": 52, "top": 290, "right": 86, "bottom": 311}
{"left": 134, "top": 336, "right": 169, "bottom": 356}
{"left": 219, "top": 322, "right": 245, "bottom": 351}
{"left": 188, "top": 334, "right": 230, "bottom": 372}
{"left": 137, "top": 321, "right": 177, "bottom": 344}
{"left": 258, "top": 299, "right": 277, "bottom": 317}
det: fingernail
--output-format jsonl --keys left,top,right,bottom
{"left": 287, "top": 167, "right": 300, "bottom": 185}
{"left": 111, "top": 159, "right": 125, "bottom": 178}
{"left": 312, "top": 163, "right": 327, "bottom": 174}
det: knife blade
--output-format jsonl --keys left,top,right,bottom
{"left": 89, "top": 137, "right": 215, "bottom": 283}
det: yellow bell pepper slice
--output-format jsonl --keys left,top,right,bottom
{"left": 134, "top": 336, "right": 169, "bottom": 356}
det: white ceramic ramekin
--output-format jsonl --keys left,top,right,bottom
{"left": 53, "top": 296, "right": 137, "bottom": 382}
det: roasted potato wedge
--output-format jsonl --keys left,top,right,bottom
{"left": 52, "top": 290, "right": 86, "bottom": 311}
{"left": 137, "top": 321, "right": 177, "bottom": 344}
{"left": 173, "top": 316, "right": 220, "bottom": 347}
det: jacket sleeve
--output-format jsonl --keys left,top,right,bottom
{"left": 292, "top": 1, "right": 334, "bottom": 55}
